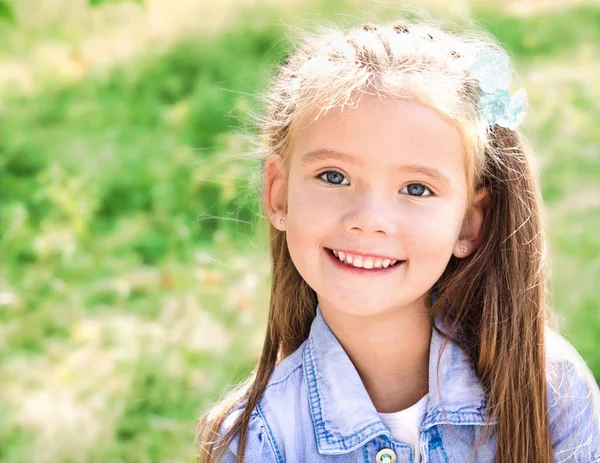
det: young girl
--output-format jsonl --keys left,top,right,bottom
{"left": 197, "top": 19, "right": 600, "bottom": 463}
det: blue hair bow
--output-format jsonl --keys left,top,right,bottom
{"left": 469, "top": 49, "right": 527, "bottom": 130}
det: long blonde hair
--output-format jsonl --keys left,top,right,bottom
{"left": 198, "top": 19, "right": 556, "bottom": 463}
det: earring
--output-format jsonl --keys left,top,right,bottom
{"left": 278, "top": 216, "right": 285, "bottom": 225}
{"left": 460, "top": 245, "right": 467, "bottom": 253}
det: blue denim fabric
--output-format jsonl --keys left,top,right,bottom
{"left": 219, "top": 305, "right": 600, "bottom": 462}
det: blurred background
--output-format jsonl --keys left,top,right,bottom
{"left": 0, "top": 0, "right": 599, "bottom": 461}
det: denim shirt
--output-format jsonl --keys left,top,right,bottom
{"left": 219, "top": 306, "right": 600, "bottom": 462}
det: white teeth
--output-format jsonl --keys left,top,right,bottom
{"left": 331, "top": 249, "right": 399, "bottom": 269}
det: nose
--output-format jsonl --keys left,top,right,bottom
{"left": 342, "top": 191, "right": 398, "bottom": 236}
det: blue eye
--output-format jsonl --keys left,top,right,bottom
{"left": 317, "top": 173, "right": 432, "bottom": 196}
{"left": 400, "top": 183, "right": 432, "bottom": 197}
{"left": 318, "top": 171, "right": 349, "bottom": 185}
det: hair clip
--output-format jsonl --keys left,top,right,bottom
{"left": 469, "top": 48, "right": 527, "bottom": 130}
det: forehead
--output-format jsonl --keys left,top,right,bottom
{"left": 292, "top": 96, "right": 466, "bottom": 176}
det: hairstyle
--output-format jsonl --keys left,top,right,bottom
{"left": 198, "top": 18, "right": 557, "bottom": 463}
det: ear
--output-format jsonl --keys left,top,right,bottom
{"left": 264, "top": 154, "right": 288, "bottom": 231}
{"left": 453, "top": 188, "right": 490, "bottom": 258}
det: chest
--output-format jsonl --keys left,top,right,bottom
{"left": 277, "top": 424, "right": 495, "bottom": 462}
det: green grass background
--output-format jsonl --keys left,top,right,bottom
{"left": 1, "top": 1, "right": 599, "bottom": 461}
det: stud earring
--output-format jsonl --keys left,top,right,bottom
{"left": 460, "top": 245, "right": 467, "bottom": 253}
{"left": 278, "top": 216, "right": 285, "bottom": 225}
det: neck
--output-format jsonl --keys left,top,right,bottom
{"left": 319, "top": 297, "right": 432, "bottom": 413}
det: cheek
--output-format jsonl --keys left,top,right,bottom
{"left": 287, "top": 177, "right": 338, "bottom": 227}
{"left": 403, "top": 203, "right": 463, "bottom": 252}
{"left": 284, "top": 178, "right": 325, "bottom": 256}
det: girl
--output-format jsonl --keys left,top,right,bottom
{"left": 197, "top": 19, "right": 600, "bottom": 463}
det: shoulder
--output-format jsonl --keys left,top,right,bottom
{"left": 265, "top": 339, "right": 306, "bottom": 388}
{"left": 215, "top": 403, "right": 280, "bottom": 463}
{"left": 217, "top": 341, "right": 308, "bottom": 463}
{"left": 545, "top": 327, "right": 600, "bottom": 462}
{"left": 545, "top": 327, "right": 600, "bottom": 408}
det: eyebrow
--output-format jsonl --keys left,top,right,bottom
{"left": 301, "top": 148, "right": 451, "bottom": 184}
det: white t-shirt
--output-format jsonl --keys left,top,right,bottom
{"left": 377, "top": 393, "right": 429, "bottom": 463}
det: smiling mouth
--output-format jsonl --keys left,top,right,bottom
{"left": 325, "top": 248, "right": 404, "bottom": 269}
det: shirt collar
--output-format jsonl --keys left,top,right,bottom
{"left": 304, "top": 305, "right": 492, "bottom": 455}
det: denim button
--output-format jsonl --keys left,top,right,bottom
{"left": 375, "top": 448, "right": 397, "bottom": 463}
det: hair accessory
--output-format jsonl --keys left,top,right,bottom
{"left": 393, "top": 24, "right": 409, "bottom": 34}
{"left": 469, "top": 48, "right": 527, "bottom": 130}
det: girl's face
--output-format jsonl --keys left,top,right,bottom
{"left": 266, "top": 95, "right": 484, "bottom": 318}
